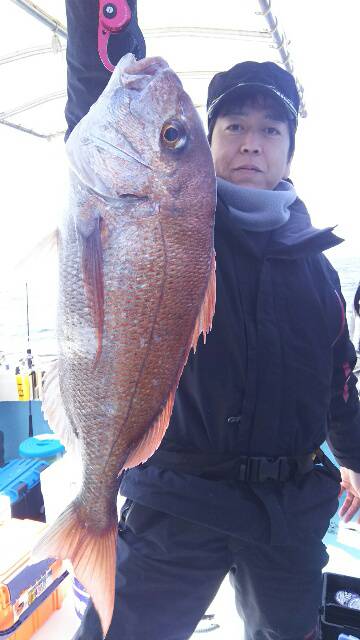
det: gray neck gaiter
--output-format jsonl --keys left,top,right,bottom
{"left": 217, "top": 177, "right": 297, "bottom": 232}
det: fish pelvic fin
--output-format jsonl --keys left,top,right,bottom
{"left": 81, "top": 217, "right": 104, "bottom": 365}
{"left": 32, "top": 500, "right": 117, "bottom": 639}
{"left": 191, "top": 250, "right": 216, "bottom": 352}
{"left": 14, "top": 229, "right": 59, "bottom": 274}
{"left": 121, "top": 387, "right": 177, "bottom": 471}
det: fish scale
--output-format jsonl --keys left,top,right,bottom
{"left": 33, "top": 53, "right": 216, "bottom": 638}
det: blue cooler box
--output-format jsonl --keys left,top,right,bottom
{"left": 0, "top": 459, "right": 49, "bottom": 521}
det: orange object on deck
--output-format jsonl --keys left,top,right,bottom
{"left": 0, "top": 519, "right": 69, "bottom": 638}
{"left": 3, "top": 576, "right": 70, "bottom": 640}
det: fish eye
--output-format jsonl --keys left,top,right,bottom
{"left": 160, "top": 120, "right": 187, "bottom": 149}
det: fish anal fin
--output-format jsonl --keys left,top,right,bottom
{"left": 32, "top": 501, "right": 117, "bottom": 639}
{"left": 121, "top": 388, "right": 176, "bottom": 471}
{"left": 191, "top": 251, "right": 216, "bottom": 352}
{"left": 41, "top": 360, "right": 80, "bottom": 456}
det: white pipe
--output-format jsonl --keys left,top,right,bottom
{"left": 0, "top": 119, "right": 65, "bottom": 140}
{"left": 0, "top": 91, "right": 66, "bottom": 119}
{"left": 257, "top": 0, "right": 306, "bottom": 117}
{"left": 0, "top": 44, "right": 66, "bottom": 66}
{"left": 143, "top": 27, "right": 271, "bottom": 42}
{"left": 9, "top": 0, "right": 67, "bottom": 39}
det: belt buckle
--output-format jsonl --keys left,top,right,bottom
{"left": 249, "top": 457, "right": 289, "bottom": 482}
{"left": 237, "top": 460, "right": 248, "bottom": 482}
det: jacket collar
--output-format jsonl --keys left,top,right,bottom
{"left": 269, "top": 195, "right": 343, "bottom": 257}
{"left": 216, "top": 191, "right": 343, "bottom": 259}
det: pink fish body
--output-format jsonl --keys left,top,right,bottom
{"left": 33, "top": 55, "right": 216, "bottom": 637}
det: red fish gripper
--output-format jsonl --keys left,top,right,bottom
{"left": 98, "top": 0, "right": 132, "bottom": 72}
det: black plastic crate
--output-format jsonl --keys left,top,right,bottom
{"left": 321, "top": 572, "right": 360, "bottom": 639}
{"left": 10, "top": 480, "right": 46, "bottom": 522}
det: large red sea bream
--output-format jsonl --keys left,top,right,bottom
{"left": 33, "top": 54, "right": 216, "bottom": 637}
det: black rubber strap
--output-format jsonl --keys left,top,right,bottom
{"left": 147, "top": 450, "right": 316, "bottom": 483}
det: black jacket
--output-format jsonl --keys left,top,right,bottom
{"left": 120, "top": 194, "right": 360, "bottom": 544}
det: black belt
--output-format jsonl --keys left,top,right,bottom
{"left": 148, "top": 448, "right": 336, "bottom": 483}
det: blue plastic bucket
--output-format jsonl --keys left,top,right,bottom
{"left": 19, "top": 435, "right": 65, "bottom": 462}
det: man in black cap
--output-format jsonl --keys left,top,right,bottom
{"left": 68, "top": 16, "right": 360, "bottom": 637}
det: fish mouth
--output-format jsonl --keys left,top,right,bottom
{"left": 122, "top": 56, "right": 169, "bottom": 78}
{"left": 92, "top": 135, "right": 152, "bottom": 170}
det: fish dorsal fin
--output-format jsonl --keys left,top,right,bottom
{"left": 41, "top": 359, "right": 80, "bottom": 457}
{"left": 121, "top": 252, "right": 216, "bottom": 472}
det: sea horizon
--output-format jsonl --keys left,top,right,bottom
{"left": 1, "top": 252, "right": 359, "bottom": 370}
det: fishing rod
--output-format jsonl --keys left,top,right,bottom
{"left": 25, "top": 282, "right": 34, "bottom": 438}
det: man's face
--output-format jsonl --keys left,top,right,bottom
{"left": 210, "top": 97, "right": 292, "bottom": 190}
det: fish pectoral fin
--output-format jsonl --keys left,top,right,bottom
{"left": 121, "top": 388, "right": 177, "bottom": 472}
{"left": 80, "top": 217, "right": 104, "bottom": 364}
{"left": 32, "top": 500, "right": 117, "bottom": 639}
{"left": 42, "top": 359, "right": 80, "bottom": 456}
{"left": 190, "top": 250, "right": 216, "bottom": 352}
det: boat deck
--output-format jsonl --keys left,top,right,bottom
{"left": 31, "top": 543, "right": 360, "bottom": 640}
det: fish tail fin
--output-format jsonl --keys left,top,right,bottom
{"left": 32, "top": 500, "right": 117, "bottom": 638}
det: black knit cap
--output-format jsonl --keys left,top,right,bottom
{"left": 207, "top": 61, "right": 300, "bottom": 129}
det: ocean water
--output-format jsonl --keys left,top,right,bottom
{"left": 331, "top": 253, "right": 360, "bottom": 316}
{"left": 0, "top": 253, "right": 359, "bottom": 369}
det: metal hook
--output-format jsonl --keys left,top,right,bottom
{"left": 98, "top": 0, "right": 132, "bottom": 72}
{"left": 51, "top": 32, "right": 62, "bottom": 54}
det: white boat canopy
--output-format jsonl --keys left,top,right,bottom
{"left": 1, "top": 0, "right": 306, "bottom": 141}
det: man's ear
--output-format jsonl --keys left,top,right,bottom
{"left": 283, "top": 158, "right": 292, "bottom": 180}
